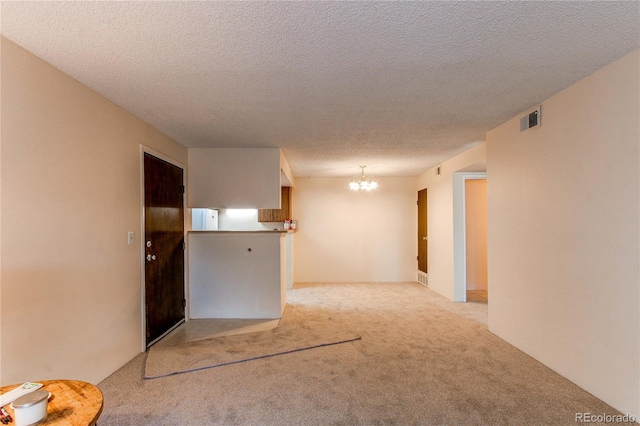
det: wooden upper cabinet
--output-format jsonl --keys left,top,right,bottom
{"left": 258, "top": 187, "right": 291, "bottom": 222}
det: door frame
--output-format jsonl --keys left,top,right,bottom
{"left": 452, "top": 172, "right": 486, "bottom": 302}
{"left": 417, "top": 188, "right": 428, "bottom": 275}
{"left": 139, "top": 145, "right": 188, "bottom": 352}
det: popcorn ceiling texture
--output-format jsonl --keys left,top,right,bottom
{"left": 1, "top": 1, "right": 638, "bottom": 177}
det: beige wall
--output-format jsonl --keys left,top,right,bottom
{"left": 292, "top": 177, "right": 416, "bottom": 283}
{"left": 0, "top": 38, "right": 187, "bottom": 385}
{"left": 416, "top": 143, "right": 486, "bottom": 300}
{"left": 465, "top": 179, "right": 487, "bottom": 291}
{"left": 487, "top": 49, "right": 639, "bottom": 417}
{"left": 0, "top": 37, "right": 4, "bottom": 371}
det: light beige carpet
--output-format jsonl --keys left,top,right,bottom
{"left": 144, "top": 304, "right": 361, "bottom": 379}
{"left": 100, "top": 283, "right": 627, "bottom": 425}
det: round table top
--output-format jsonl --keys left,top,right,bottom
{"left": 0, "top": 379, "right": 103, "bottom": 425}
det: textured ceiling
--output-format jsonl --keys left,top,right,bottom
{"left": 1, "top": 1, "right": 639, "bottom": 177}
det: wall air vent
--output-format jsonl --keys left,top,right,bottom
{"left": 418, "top": 271, "right": 429, "bottom": 287}
{"left": 520, "top": 105, "right": 541, "bottom": 132}
{"left": 417, "top": 271, "right": 428, "bottom": 287}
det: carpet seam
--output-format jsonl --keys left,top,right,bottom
{"left": 143, "top": 335, "right": 362, "bottom": 380}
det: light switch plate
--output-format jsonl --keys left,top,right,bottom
{"left": 128, "top": 231, "right": 135, "bottom": 245}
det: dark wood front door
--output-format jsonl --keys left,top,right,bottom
{"left": 418, "top": 188, "right": 428, "bottom": 274}
{"left": 144, "top": 153, "right": 185, "bottom": 347}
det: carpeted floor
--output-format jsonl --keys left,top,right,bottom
{"left": 98, "top": 282, "right": 625, "bottom": 425}
{"left": 144, "top": 304, "right": 361, "bottom": 379}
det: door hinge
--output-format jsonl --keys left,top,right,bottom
{"left": 183, "top": 241, "right": 186, "bottom": 251}
{"left": 180, "top": 185, "right": 185, "bottom": 194}
{"left": 417, "top": 256, "right": 419, "bottom": 261}
{"left": 182, "top": 299, "right": 186, "bottom": 308}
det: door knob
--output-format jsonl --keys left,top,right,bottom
{"left": 423, "top": 237, "right": 428, "bottom": 241}
{"left": 146, "top": 254, "right": 157, "bottom": 262}
{"left": 146, "top": 241, "right": 152, "bottom": 248}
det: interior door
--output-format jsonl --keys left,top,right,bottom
{"left": 418, "top": 188, "right": 428, "bottom": 273}
{"left": 144, "top": 153, "right": 185, "bottom": 348}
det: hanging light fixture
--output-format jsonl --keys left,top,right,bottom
{"left": 349, "top": 165, "right": 378, "bottom": 191}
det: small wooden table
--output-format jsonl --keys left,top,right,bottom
{"left": 0, "top": 380, "right": 103, "bottom": 425}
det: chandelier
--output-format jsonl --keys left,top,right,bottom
{"left": 348, "top": 165, "right": 379, "bottom": 191}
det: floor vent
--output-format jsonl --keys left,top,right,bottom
{"left": 417, "top": 271, "right": 428, "bottom": 287}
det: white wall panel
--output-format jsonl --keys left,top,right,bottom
{"left": 293, "top": 177, "right": 416, "bottom": 283}
{"left": 188, "top": 148, "right": 280, "bottom": 209}
{"left": 487, "top": 49, "right": 639, "bottom": 417}
{"left": 189, "top": 232, "right": 285, "bottom": 319}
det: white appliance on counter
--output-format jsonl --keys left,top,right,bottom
{"left": 192, "top": 208, "right": 219, "bottom": 230}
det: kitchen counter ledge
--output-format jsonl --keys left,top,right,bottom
{"left": 188, "top": 229, "right": 297, "bottom": 234}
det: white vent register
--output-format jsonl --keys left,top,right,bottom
{"left": 520, "top": 105, "right": 541, "bottom": 132}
